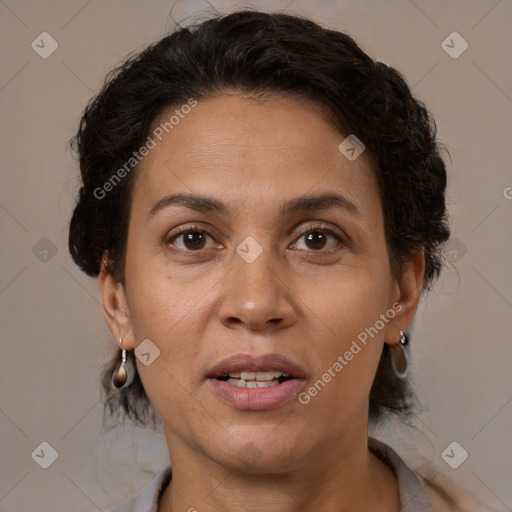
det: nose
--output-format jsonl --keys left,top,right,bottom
{"left": 217, "top": 246, "right": 297, "bottom": 332}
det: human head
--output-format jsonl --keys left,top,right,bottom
{"left": 68, "top": 10, "right": 449, "bottom": 428}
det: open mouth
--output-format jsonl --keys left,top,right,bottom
{"left": 206, "top": 353, "right": 306, "bottom": 409}
{"left": 215, "top": 371, "right": 294, "bottom": 388}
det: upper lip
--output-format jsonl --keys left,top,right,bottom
{"left": 206, "top": 353, "right": 307, "bottom": 379}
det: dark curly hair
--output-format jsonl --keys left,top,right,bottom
{"left": 68, "top": 10, "right": 450, "bottom": 427}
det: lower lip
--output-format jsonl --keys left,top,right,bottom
{"left": 208, "top": 378, "right": 305, "bottom": 410}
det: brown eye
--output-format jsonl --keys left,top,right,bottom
{"left": 305, "top": 230, "right": 328, "bottom": 250}
{"left": 167, "top": 228, "right": 216, "bottom": 251}
{"left": 181, "top": 231, "right": 207, "bottom": 250}
{"left": 292, "top": 227, "right": 344, "bottom": 252}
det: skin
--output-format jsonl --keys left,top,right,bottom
{"left": 99, "top": 94, "right": 425, "bottom": 511}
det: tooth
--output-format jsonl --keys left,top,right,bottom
{"left": 274, "top": 371, "right": 283, "bottom": 378}
{"left": 226, "top": 378, "right": 246, "bottom": 388}
{"left": 256, "top": 380, "right": 279, "bottom": 388}
{"left": 256, "top": 371, "right": 275, "bottom": 381}
{"left": 229, "top": 372, "right": 241, "bottom": 378}
{"left": 226, "top": 377, "right": 282, "bottom": 389}
{"left": 240, "top": 371, "right": 256, "bottom": 380}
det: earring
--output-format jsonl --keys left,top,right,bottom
{"left": 390, "top": 330, "right": 409, "bottom": 379}
{"left": 112, "top": 337, "right": 130, "bottom": 389}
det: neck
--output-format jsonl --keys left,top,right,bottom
{"left": 158, "top": 425, "right": 400, "bottom": 512}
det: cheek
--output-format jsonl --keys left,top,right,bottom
{"left": 304, "top": 259, "right": 392, "bottom": 344}
{"left": 125, "top": 253, "right": 208, "bottom": 339}
{"left": 296, "top": 265, "right": 392, "bottom": 414}
{"left": 128, "top": 282, "right": 205, "bottom": 434}
{"left": 123, "top": 263, "right": 208, "bottom": 398}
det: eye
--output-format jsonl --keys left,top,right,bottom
{"left": 166, "top": 223, "right": 345, "bottom": 253}
{"left": 166, "top": 225, "right": 218, "bottom": 251}
{"left": 291, "top": 224, "right": 345, "bottom": 252}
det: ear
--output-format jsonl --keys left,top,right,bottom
{"left": 385, "top": 248, "right": 425, "bottom": 346}
{"left": 98, "top": 255, "right": 135, "bottom": 350}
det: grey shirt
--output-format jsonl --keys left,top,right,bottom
{"left": 108, "top": 437, "right": 434, "bottom": 512}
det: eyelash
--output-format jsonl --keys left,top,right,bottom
{"left": 165, "top": 223, "right": 346, "bottom": 254}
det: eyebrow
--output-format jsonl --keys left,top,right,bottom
{"left": 148, "top": 192, "right": 360, "bottom": 219}
{"left": 149, "top": 193, "right": 227, "bottom": 218}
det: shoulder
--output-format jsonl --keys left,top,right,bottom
{"left": 420, "top": 476, "right": 499, "bottom": 512}
{"left": 107, "top": 466, "right": 172, "bottom": 512}
{"left": 419, "top": 476, "right": 462, "bottom": 512}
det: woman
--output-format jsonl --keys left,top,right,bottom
{"left": 68, "top": 10, "right": 457, "bottom": 511}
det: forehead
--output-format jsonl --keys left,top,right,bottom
{"left": 130, "top": 94, "right": 380, "bottom": 222}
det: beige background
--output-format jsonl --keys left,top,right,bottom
{"left": 1, "top": 0, "right": 511, "bottom": 510}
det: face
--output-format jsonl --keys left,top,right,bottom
{"left": 101, "top": 94, "right": 420, "bottom": 473}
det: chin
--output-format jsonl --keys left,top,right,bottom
{"left": 212, "top": 431, "right": 310, "bottom": 474}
